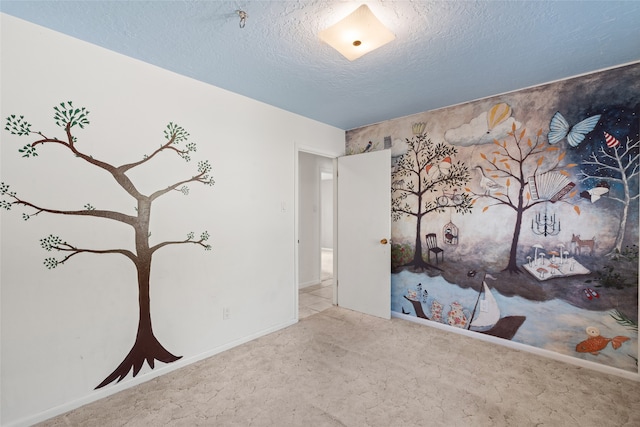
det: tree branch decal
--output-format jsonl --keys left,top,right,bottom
{"left": 2, "top": 102, "right": 215, "bottom": 388}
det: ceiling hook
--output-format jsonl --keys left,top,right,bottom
{"left": 236, "top": 10, "right": 248, "bottom": 28}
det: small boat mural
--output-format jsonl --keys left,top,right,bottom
{"left": 404, "top": 273, "right": 525, "bottom": 340}
{"left": 467, "top": 275, "right": 526, "bottom": 340}
{"left": 468, "top": 279, "right": 500, "bottom": 332}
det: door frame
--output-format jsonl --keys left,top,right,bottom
{"left": 294, "top": 145, "right": 340, "bottom": 320}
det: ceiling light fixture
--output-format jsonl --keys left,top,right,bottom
{"left": 319, "top": 4, "right": 395, "bottom": 61}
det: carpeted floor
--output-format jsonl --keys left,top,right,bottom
{"left": 39, "top": 306, "right": 640, "bottom": 426}
{"left": 299, "top": 248, "right": 334, "bottom": 319}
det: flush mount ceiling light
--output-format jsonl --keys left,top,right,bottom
{"left": 319, "top": 4, "right": 395, "bottom": 61}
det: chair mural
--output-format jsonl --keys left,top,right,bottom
{"left": 425, "top": 233, "right": 443, "bottom": 264}
{"left": 346, "top": 63, "right": 639, "bottom": 375}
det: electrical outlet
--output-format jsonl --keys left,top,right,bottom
{"left": 223, "top": 307, "right": 230, "bottom": 320}
{"left": 480, "top": 300, "right": 488, "bottom": 312}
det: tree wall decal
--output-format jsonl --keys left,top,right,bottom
{"left": 2, "top": 102, "right": 215, "bottom": 388}
{"left": 467, "top": 123, "right": 578, "bottom": 273}
{"left": 391, "top": 127, "right": 473, "bottom": 271}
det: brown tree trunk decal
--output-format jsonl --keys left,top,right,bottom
{"left": 95, "top": 257, "right": 181, "bottom": 389}
{"left": 2, "top": 103, "right": 215, "bottom": 388}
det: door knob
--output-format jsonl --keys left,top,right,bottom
{"left": 380, "top": 238, "right": 389, "bottom": 245}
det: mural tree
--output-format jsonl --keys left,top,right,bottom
{"left": 391, "top": 126, "right": 472, "bottom": 271}
{"left": 467, "top": 123, "right": 577, "bottom": 273}
{"left": 2, "top": 102, "right": 215, "bottom": 388}
{"left": 579, "top": 134, "right": 639, "bottom": 256}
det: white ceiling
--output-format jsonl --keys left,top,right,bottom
{"left": 2, "top": 1, "right": 640, "bottom": 130}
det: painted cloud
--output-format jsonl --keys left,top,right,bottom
{"left": 445, "top": 111, "right": 521, "bottom": 147}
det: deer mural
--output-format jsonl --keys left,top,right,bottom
{"left": 571, "top": 234, "right": 595, "bottom": 256}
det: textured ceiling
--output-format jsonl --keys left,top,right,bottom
{"left": 2, "top": 1, "right": 640, "bottom": 130}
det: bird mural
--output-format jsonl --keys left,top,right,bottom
{"left": 425, "top": 157, "right": 452, "bottom": 180}
{"left": 580, "top": 181, "right": 610, "bottom": 203}
{"left": 444, "top": 228, "right": 457, "bottom": 243}
{"left": 362, "top": 141, "right": 372, "bottom": 153}
{"left": 474, "top": 166, "right": 502, "bottom": 194}
{"left": 439, "top": 156, "right": 452, "bottom": 175}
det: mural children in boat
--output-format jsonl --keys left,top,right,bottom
{"left": 346, "top": 63, "right": 639, "bottom": 374}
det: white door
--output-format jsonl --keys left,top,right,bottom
{"left": 337, "top": 149, "right": 391, "bottom": 319}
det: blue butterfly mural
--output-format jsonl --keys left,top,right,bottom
{"left": 548, "top": 111, "right": 601, "bottom": 147}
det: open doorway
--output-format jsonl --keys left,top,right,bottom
{"left": 320, "top": 169, "right": 334, "bottom": 281}
{"left": 297, "top": 151, "right": 334, "bottom": 319}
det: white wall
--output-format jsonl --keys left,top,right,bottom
{"left": 298, "top": 153, "right": 334, "bottom": 287}
{"left": 297, "top": 152, "right": 321, "bottom": 287}
{"left": 320, "top": 176, "right": 333, "bottom": 249}
{"left": 0, "top": 15, "right": 345, "bottom": 426}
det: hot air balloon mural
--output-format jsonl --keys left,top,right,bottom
{"left": 486, "top": 103, "right": 512, "bottom": 133}
{"left": 347, "top": 62, "right": 640, "bottom": 376}
{"left": 603, "top": 131, "right": 620, "bottom": 148}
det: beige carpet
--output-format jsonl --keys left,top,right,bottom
{"left": 299, "top": 248, "right": 334, "bottom": 319}
{"left": 39, "top": 307, "right": 640, "bottom": 426}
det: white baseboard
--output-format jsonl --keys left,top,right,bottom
{"left": 8, "top": 318, "right": 298, "bottom": 427}
{"left": 299, "top": 279, "right": 321, "bottom": 289}
{"left": 392, "top": 310, "right": 640, "bottom": 382}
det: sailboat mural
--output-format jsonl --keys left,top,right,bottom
{"left": 346, "top": 62, "right": 639, "bottom": 374}
{"left": 404, "top": 274, "right": 526, "bottom": 341}
{"left": 468, "top": 275, "right": 526, "bottom": 340}
{"left": 468, "top": 278, "right": 500, "bottom": 332}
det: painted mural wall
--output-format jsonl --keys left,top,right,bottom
{"left": 0, "top": 15, "right": 345, "bottom": 426}
{"left": 346, "top": 63, "right": 639, "bottom": 375}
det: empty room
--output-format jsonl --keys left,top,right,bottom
{"left": 1, "top": 2, "right": 640, "bottom": 426}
